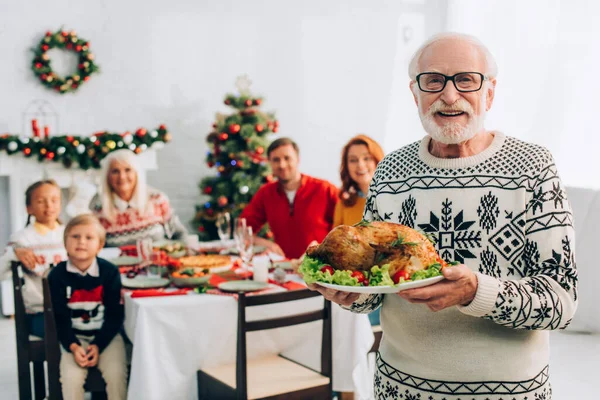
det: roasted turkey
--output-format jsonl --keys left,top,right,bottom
{"left": 306, "top": 221, "right": 441, "bottom": 276}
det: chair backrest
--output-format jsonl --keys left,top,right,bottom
{"left": 235, "top": 289, "right": 332, "bottom": 400}
{"left": 11, "top": 262, "right": 31, "bottom": 347}
{"left": 42, "top": 276, "right": 64, "bottom": 400}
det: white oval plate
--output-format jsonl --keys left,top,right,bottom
{"left": 316, "top": 275, "right": 445, "bottom": 294}
{"left": 218, "top": 280, "right": 269, "bottom": 292}
{"left": 121, "top": 276, "right": 171, "bottom": 289}
{"left": 109, "top": 256, "right": 143, "bottom": 266}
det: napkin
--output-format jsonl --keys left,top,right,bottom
{"left": 130, "top": 288, "right": 191, "bottom": 298}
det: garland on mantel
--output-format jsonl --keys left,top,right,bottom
{"left": 0, "top": 125, "right": 171, "bottom": 170}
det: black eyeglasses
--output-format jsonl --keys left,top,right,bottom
{"left": 416, "top": 72, "right": 487, "bottom": 93}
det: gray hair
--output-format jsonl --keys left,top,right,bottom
{"left": 99, "top": 149, "right": 148, "bottom": 222}
{"left": 408, "top": 32, "right": 498, "bottom": 80}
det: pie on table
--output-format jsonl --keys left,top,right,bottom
{"left": 178, "top": 255, "right": 232, "bottom": 269}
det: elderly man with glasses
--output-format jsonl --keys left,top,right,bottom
{"left": 310, "top": 33, "right": 577, "bottom": 399}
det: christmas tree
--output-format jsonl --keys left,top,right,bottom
{"left": 193, "top": 76, "right": 279, "bottom": 240}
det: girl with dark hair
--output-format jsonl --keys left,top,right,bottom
{"left": 0, "top": 179, "right": 67, "bottom": 337}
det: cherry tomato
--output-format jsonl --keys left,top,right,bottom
{"left": 392, "top": 269, "right": 411, "bottom": 284}
{"left": 363, "top": 279, "right": 369, "bottom": 286}
{"left": 320, "top": 265, "right": 334, "bottom": 275}
{"left": 351, "top": 271, "right": 366, "bottom": 283}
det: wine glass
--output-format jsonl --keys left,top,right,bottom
{"left": 235, "top": 226, "right": 254, "bottom": 271}
{"left": 234, "top": 217, "right": 247, "bottom": 239}
{"left": 216, "top": 212, "right": 231, "bottom": 242}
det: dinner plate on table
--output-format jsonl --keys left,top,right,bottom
{"left": 217, "top": 280, "right": 269, "bottom": 292}
{"left": 109, "top": 256, "right": 143, "bottom": 266}
{"left": 272, "top": 260, "right": 294, "bottom": 270}
{"left": 316, "top": 275, "right": 445, "bottom": 294}
{"left": 121, "top": 276, "right": 171, "bottom": 289}
{"left": 224, "top": 245, "right": 267, "bottom": 256}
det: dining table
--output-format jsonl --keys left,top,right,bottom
{"left": 121, "top": 254, "right": 376, "bottom": 400}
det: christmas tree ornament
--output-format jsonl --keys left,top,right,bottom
{"left": 77, "top": 144, "right": 86, "bottom": 154}
{"left": 244, "top": 99, "right": 252, "bottom": 107}
{"left": 254, "top": 99, "right": 262, "bottom": 106}
{"left": 150, "top": 130, "right": 158, "bottom": 138}
{"left": 217, "top": 196, "right": 228, "bottom": 207}
{"left": 122, "top": 133, "right": 133, "bottom": 144}
{"left": 57, "top": 146, "right": 66, "bottom": 155}
{"left": 136, "top": 128, "right": 147, "bottom": 136}
{"left": 7, "top": 141, "right": 17, "bottom": 152}
{"left": 219, "top": 133, "right": 229, "bottom": 141}
{"left": 255, "top": 124, "right": 264, "bottom": 133}
{"left": 24, "top": 148, "right": 32, "bottom": 155}
{"left": 203, "top": 186, "right": 213, "bottom": 194}
{"left": 229, "top": 124, "right": 241, "bottom": 134}
{"left": 239, "top": 185, "right": 249, "bottom": 194}
{"left": 256, "top": 147, "right": 264, "bottom": 155}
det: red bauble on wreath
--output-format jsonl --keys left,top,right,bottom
{"left": 31, "top": 29, "right": 99, "bottom": 94}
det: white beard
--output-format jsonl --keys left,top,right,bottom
{"left": 418, "top": 91, "right": 487, "bottom": 145}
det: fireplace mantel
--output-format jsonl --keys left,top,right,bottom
{"left": 0, "top": 150, "right": 158, "bottom": 232}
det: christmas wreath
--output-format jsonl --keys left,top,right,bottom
{"left": 31, "top": 29, "right": 99, "bottom": 94}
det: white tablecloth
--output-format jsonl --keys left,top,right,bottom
{"left": 124, "top": 288, "right": 374, "bottom": 400}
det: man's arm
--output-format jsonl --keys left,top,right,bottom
{"left": 458, "top": 153, "right": 577, "bottom": 330}
{"left": 324, "top": 183, "right": 339, "bottom": 228}
{"left": 240, "top": 186, "right": 267, "bottom": 235}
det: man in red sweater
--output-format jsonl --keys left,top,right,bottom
{"left": 240, "top": 138, "right": 339, "bottom": 259}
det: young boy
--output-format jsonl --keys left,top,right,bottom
{"left": 48, "top": 214, "right": 127, "bottom": 400}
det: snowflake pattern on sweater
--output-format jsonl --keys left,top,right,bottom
{"left": 348, "top": 132, "right": 577, "bottom": 399}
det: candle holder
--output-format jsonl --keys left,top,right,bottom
{"left": 22, "top": 99, "right": 59, "bottom": 139}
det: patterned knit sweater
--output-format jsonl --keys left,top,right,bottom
{"left": 91, "top": 188, "right": 188, "bottom": 247}
{"left": 348, "top": 132, "right": 577, "bottom": 400}
{"left": 0, "top": 224, "right": 67, "bottom": 313}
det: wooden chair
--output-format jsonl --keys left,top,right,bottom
{"left": 11, "top": 261, "right": 46, "bottom": 400}
{"left": 197, "top": 289, "right": 333, "bottom": 400}
{"left": 42, "top": 277, "right": 107, "bottom": 400}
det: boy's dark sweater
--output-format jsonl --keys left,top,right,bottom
{"left": 48, "top": 257, "right": 123, "bottom": 353}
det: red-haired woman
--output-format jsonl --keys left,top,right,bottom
{"left": 334, "top": 134, "right": 385, "bottom": 227}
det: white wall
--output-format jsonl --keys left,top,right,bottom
{"left": 0, "top": 0, "right": 444, "bottom": 229}
{"left": 446, "top": 0, "right": 600, "bottom": 189}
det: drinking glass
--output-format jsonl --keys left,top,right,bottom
{"left": 235, "top": 226, "right": 253, "bottom": 271}
{"left": 216, "top": 212, "right": 231, "bottom": 241}
{"left": 136, "top": 238, "right": 152, "bottom": 264}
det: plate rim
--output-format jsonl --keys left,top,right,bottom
{"left": 121, "top": 276, "right": 171, "bottom": 289}
{"left": 217, "top": 280, "right": 269, "bottom": 292}
{"left": 316, "top": 275, "right": 445, "bottom": 293}
{"left": 110, "top": 256, "right": 143, "bottom": 266}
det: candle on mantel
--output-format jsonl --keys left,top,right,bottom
{"left": 31, "top": 119, "right": 39, "bottom": 137}
{"left": 44, "top": 126, "right": 50, "bottom": 139}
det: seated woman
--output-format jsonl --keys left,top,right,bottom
{"left": 334, "top": 134, "right": 384, "bottom": 226}
{"left": 334, "top": 134, "right": 384, "bottom": 326}
{"left": 91, "top": 149, "right": 188, "bottom": 247}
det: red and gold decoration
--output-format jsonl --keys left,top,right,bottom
{"left": 193, "top": 75, "right": 277, "bottom": 240}
{"left": 0, "top": 124, "right": 171, "bottom": 170}
{"left": 31, "top": 29, "right": 99, "bottom": 94}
